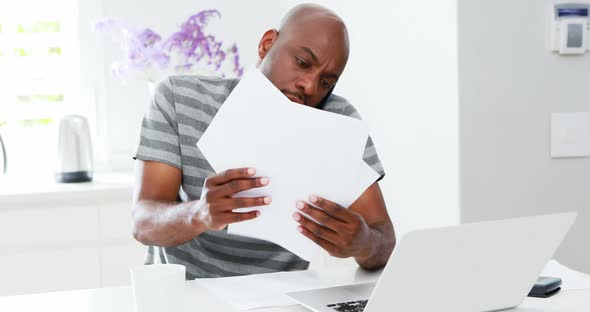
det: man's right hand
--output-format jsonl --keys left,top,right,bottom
{"left": 193, "top": 168, "right": 271, "bottom": 231}
{"left": 133, "top": 162, "right": 270, "bottom": 246}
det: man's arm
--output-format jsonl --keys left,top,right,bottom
{"left": 132, "top": 160, "right": 271, "bottom": 247}
{"left": 348, "top": 183, "right": 395, "bottom": 269}
{"left": 293, "top": 182, "right": 396, "bottom": 270}
{"left": 131, "top": 160, "right": 200, "bottom": 247}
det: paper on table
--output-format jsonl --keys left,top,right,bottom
{"left": 197, "top": 66, "right": 377, "bottom": 260}
{"left": 190, "top": 267, "right": 381, "bottom": 310}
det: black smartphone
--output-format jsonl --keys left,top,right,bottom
{"left": 528, "top": 276, "right": 562, "bottom": 298}
{"left": 316, "top": 86, "right": 335, "bottom": 110}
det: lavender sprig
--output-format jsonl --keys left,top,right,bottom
{"left": 94, "top": 9, "right": 244, "bottom": 81}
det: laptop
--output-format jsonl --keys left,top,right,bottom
{"left": 287, "top": 212, "right": 577, "bottom": 312}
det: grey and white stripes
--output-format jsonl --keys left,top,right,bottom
{"left": 135, "top": 74, "right": 385, "bottom": 279}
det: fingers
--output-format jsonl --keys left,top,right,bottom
{"left": 295, "top": 201, "right": 341, "bottom": 229}
{"left": 218, "top": 211, "right": 261, "bottom": 227}
{"left": 308, "top": 195, "right": 352, "bottom": 223}
{"left": 206, "top": 168, "right": 256, "bottom": 186}
{"left": 208, "top": 177, "right": 269, "bottom": 198}
{"left": 211, "top": 196, "right": 272, "bottom": 212}
{"left": 292, "top": 210, "right": 343, "bottom": 245}
{"left": 297, "top": 225, "right": 339, "bottom": 256}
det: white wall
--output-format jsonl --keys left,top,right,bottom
{"left": 80, "top": 0, "right": 281, "bottom": 171}
{"left": 281, "top": 1, "right": 460, "bottom": 235}
{"left": 459, "top": 0, "right": 590, "bottom": 273}
{"left": 84, "top": 0, "right": 459, "bottom": 236}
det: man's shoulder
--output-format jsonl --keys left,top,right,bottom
{"left": 322, "top": 93, "right": 361, "bottom": 119}
{"left": 167, "top": 74, "right": 240, "bottom": 96}
{"left": 156, "top": 74, "right": 240, "bottom": 117}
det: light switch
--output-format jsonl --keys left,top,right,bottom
{"left": 551, "top": 112, "right": 590, "bottom": 158}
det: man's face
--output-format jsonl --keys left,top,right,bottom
{"left": 257, "top": 17, "right": 349, "bottom": 108}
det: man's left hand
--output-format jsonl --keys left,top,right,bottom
{"left": 293, "top": 195, "right": 373, "bottom": 260}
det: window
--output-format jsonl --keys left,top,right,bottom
{"left": 0, "top": 0, "right": 80, "bottom": 177}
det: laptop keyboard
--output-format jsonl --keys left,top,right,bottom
{"left": 326, "top": 299, "right": 368, "bottom": 312}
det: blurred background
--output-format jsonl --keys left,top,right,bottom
{"left": 0, "top": 0, "right": 587, "bottom": 297}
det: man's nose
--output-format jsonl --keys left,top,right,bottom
{"left": 295, "top": 73, "right": 318, "bottom": 97}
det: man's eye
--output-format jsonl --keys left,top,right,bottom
{"left": 321, "top": 79, "right": 332, "bottom": 89}
{"left": 296, "top": 57, "right": 308, "bottom": 68}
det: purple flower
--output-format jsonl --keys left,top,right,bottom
{"left": 137, "top": 29, "right": 161, "bottom": 47}
{"left": 94, "top": 18, "right": 129, "bottom": 33}
{"left": 228, "top": 44, "right": 244, "bottom": 77}
{"left": 94, "top": 9, "right": 244, "bottom": 82}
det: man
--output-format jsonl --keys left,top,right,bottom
{"left": 132, "top": 4, "right": 395, "bottom": 279}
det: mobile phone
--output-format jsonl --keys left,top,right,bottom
{"left": 316, "top": 86, "right": 335, "bottom": 110}
{"left": 528, "top": 276, "right": 562, "bottom": 298}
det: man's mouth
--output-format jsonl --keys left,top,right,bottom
{"left": 284, "top": 92, "right": 304, "bottom": 105}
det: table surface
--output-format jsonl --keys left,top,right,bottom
{"left": 0, "top": 265, "right": 588, "bottom": 312}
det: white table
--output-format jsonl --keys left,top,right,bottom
{"left": 0, "top": 265, "right": 588, "bottom": 312}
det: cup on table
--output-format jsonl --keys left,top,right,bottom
{"left": 130, "top": 264, "right": 186, "bottom": 312}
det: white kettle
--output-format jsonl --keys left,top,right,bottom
{"left": 55, "top": 115, "right": 93, "bottom": 183}
{"left": 0, "top": 131, "right": 6, "bottom": 174}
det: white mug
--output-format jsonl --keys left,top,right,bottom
{"left": 130, "top": 264, "right": 186, "bottom": 312}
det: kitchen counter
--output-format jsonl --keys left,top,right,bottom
{"left": 0, "top": 172, "right": 134, "bottom": 208}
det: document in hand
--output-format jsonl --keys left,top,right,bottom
{"left": 197, "top": 66, "right": 379, "bottom": 261}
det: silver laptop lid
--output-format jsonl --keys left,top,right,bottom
{"left": 365, "top": 212, "right": 577, "bottom": 312}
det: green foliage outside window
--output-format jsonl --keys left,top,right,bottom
{"left": 16, "top": 94, "right": 64, "bottom": 105}
{"left": 48, "top": 47, "right": 62, "bottom": 56}
{"left": 14, "top": 47, "right": 30, "bottom": 56}
{"left": 13, "top": 47, "right": 62, "bottom": 57}
{"left": 19, "top": 118, "right": 54, "bottom": 127}
{"left": 17, "top": 21, "right": 60, "bottom": 34}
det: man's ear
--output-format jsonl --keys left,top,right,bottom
{"left": 258, "top": 29, "right": 278, "bottom": 59}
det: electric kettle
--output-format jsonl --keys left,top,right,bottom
{"left": 0, "top": 131, "right": 6, "bottom": 174}
{"left": 55, "top": 115, "right": 93, "bottom": 183}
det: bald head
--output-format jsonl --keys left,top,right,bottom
{"left": 256, "top": 3, "right": 350, "bottom": 107}
{"left": 278, "top": 4, "right": 349, "bottom": 55}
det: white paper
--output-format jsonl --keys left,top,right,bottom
{"left": 190, "top": 267, "right": 381, "bottom": 310}
{"left": 197, "top": 66, "right": 378, "bottom": 260}
{"left": 343, "top": 160, "right": 380, "bottom": 207}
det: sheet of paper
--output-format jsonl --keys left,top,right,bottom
{"left": 197, "top": 66, "right": 378, "bottom": 260}
{"left": 227, "top": 159, "right": 379, "bottom": 262}
{"left": 190, "top": 267, "right": 381, "bottom": 310}
{"left": 342, "top": 160, "right": 380, "bottom": 207}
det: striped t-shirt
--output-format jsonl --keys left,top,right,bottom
{"left": 135, "top": 74, "right": 386, "bottom": 279}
